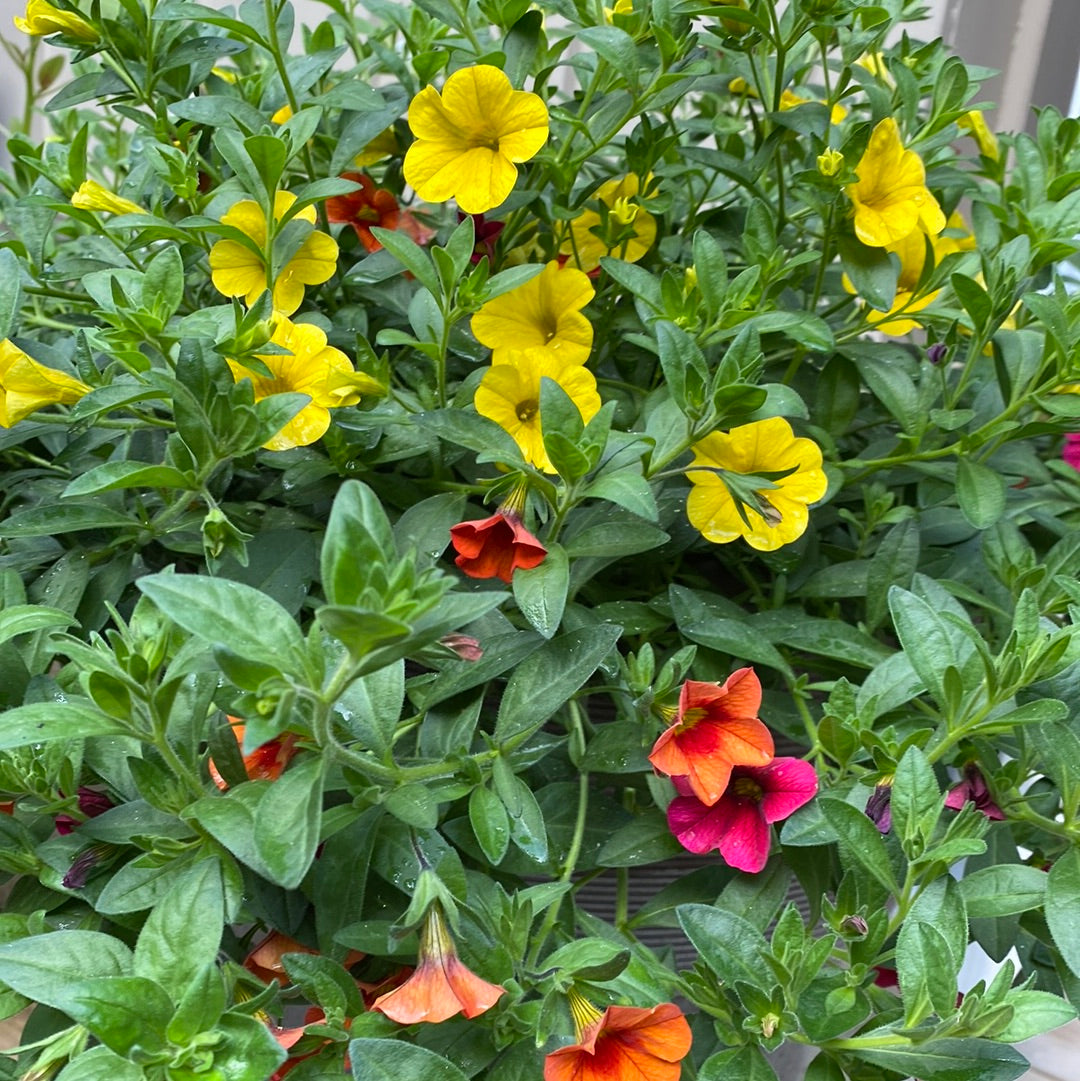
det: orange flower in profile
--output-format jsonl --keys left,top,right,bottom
{"left": 648, "top": 668, "right": 774, "bottom": 806}
{"left": 326, "top": 173, "right": 434, "bottom": 253}
{"left": 371, "top": 904, "right": 504, "bottom": 1024}
{"left": 544, "top": 989, "right": 692, "bottom": 1081}
{"left": 244, "top": 931, "right": 365, "bottom": 986}
{"left": 208, "top": 718, "right": 299, "bottom": 791}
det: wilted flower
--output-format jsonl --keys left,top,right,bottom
{"left": 450, "top": 487, "right": 546, "bottom": 582}
{"left": 371, "top": 904, "right": 504, "bottom": 1024}
{"left": 14, "top": 0, "right": 96, "bottom": 40}
{"left": 559, "top": 174, "right": 657, "bottom": 272}
{"left": 438, "top": 633, "right": 484, "bottom": 661}
{"left": 0, "top": 340, "right": 90, "bottom": 428}
{"left": 649, "top": 669, "right": 774, "bottom": 806}
{"left": 944, "top": 763, "right": 1004, "bottom": 820}
{"left": 667, "top": 758, "right": 818, "bottom": 873}
{"left": 70, "top": 180, "right": 143, "bottom": 217}
{"left": 404, "top": 65, "right": 549, "bottom": 215}
{"left": 326, "top": 173, "right": 434, "bottom": 253}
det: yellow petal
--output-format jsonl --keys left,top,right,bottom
{"left": 440, "top": 65, "right": 515, "bottom": 135}
{"left": 209, "top": 240, "right": 268, "bottom": 305}
{"left": 221, "top": 199, "right": 269, "bottom": 246}
{"left": 444, "top": 147, "right": 519, "bottom": 215}
{"left": 265, "top": 401, "right": 329, "bottom": 450}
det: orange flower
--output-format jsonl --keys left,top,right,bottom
{"left": 208, "top": 719, "right": 299, "bottom": 790}
{"left": 648, "top": 668, "right": 774, "bottom": 806}
{"left": 544, "top": 990, "right": 692, "bottom": 1081}
{"left": 326, "top": 173, "right": 434, "bottom": 254}
{"left": 371, "top": 905, "right": 504, "bottom": 1024}
{"left": 244, "top": 931, "right": 364, "bottom": 986}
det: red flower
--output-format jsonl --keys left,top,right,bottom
{"left": 667, "top": 757, "right": 818, "bottom": 873}
{"left": 648, "top": 669, "right": 774, "bottom": 806}
{"left": 208, "top": 719, "right": 299, "bottom": 791}
{"left": 544, "top": 991, "right": 692, "bottom": 1081}
{"left": 449, "top": 508, "right": 546, "bottom": 582}
{"left": 244, "top": 931, "right": 365, "bottom": 986}
{"left": 944, "top": 763, "right": 1003, "bottom": 820}
{"left": 1063, "top": 432, "right": 1080, "bottom": 470}
{"left": 371, "top": 905, "right": 504, "bottom": 1024}
{"left": 458, "top": 211, "right": 504, "bottom": 264}
{"left": 326, "top": 173, "right": 433, "bottom": 253}
{"left": 55, "top": 786, "right": 114, "bottom": 835}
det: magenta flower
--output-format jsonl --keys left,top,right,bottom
{"left": 1064, "top": 433, "right": 1080, "bottom": 471}
{"left": 944, "top": 764, "right": 1003, "bottom": 820}
{"left": 55, "top": 786, "right": 114, "bottom": 835}
{"left": 666, "top": 757, "right": 818, "bottom": 873}
{"left": 865, "top": 779, "right": 893, "bottom": 833}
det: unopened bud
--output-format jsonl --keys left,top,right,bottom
{"left": 440, "top": 633, "right": 483, "bottom": 662}
{"left": 817, "top": 147, "right": 844, "bottom": 177}
{"left": 840, "top": 914, "right": 868, "bottom": 936}
{"left": 761, "top": 1012, "right": 780, "bottom": 1038}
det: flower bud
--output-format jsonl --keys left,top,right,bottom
{"left": 817, "top": 147, "right": 844, "bottom": 177}
{"left": 840, "top": 914, "right": 869, "bottom": 937}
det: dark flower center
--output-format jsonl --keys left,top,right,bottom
{"left": 516, "top": 398, "right": 539, "bottom": 422}
{"left": 731, "top": 776, "right": 763, "bottom": 801}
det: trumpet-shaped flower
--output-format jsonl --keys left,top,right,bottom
{"left": 472, "top": 261, "right": 594, "bottom": 366}
{"left": 14, "top": 0, "right": 96, "bottom": 40}
{"left": 450, "top": 494, "right": 547, "bottom": 582}
{"left": 559, "top": 174, "right": 656, "bottom": 272}
{"left": 227, "top": 317, "right": 381, "bottom": 450}
{"left": 667, "top": 758, "right": 819, "bottom": 873}
{"left": 70, "top": 180, "right": 143, "bottom": 217}
{"left": 404, "top": 65, "right": 549, "bottom": 215}
{"left": 957, "top": 110, "right": 999, "bottom": 161}
{"left": 0, "top": 339, "right": 90, "bottom": 428}
{"left": 686, "top": 417, "right": 827, "bottom": 551}
{"left": 208, "top": 719, "right": 300, "bottom": 791}
{"left": 326, "top": 173, "right": 433, "bottom": 254}
{"left": 729, "top": 79, "right": 846, "bottom": 124}
{"left": 372, "top": 904, "right": 504, "bottom": 1024}
{"left": 649, "top": 669, "right": 774, "bottom": 807}
{"left": 846, "top": 118, "right": 945, "bottom": 247}
{"left": 209, "top": 191, "right": 339, "bottom": 315}
{"left": 474, "top": 349, "right": 601, "bottom": 473}
{"left": 944, "top": 764, "right": 1004, "bottom": 820}
{"left": 544, "top": 990, "right": 692, "bottom": 1081}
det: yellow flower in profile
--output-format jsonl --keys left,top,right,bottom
{"left": 855, "top": 51, "right": 895, "bottom": 88}
{"left": 559, "top": 174, "right": 657, "bottom": 272}
{"left": 603, "top": 0, "right": 633, "bottom": 21}
{"left": 957, "top": 110, "right": 1000, "bottom": 161}
{"left": 209, "top": 191, "right": 338, "bottom": 316}
{"left": 471, "top": 262, "right": 594, "bottom": 366}
{"left": 686, "top": 417, "right": 827, "bottom": 551}
{"left": 70, "top": 180, "right": 143, "bottom": 217}
{"left": 270, "top": 104, "right": 293, "bottom": 124}
{"left": 14, "top": 0, "right": 96, "bottom": 40}
{"left": 404, "top": 65, "right": 549, "bottom": 215}
{"left": 354, "top": 128, "right": 399, "bottom": 168}
{"left": 779, "top": 90, "right": 847, "bottom": 126}
{"left": 226, "top": 318, "right": 382, "bottom": 451}
{"left": 846, "top": 118, "right": 945, "bottom": 248}
{"left": 474, "top": 350, "right": 601, "bottom": 473}
{"left": 0, "top": 340, "right": 90, "bottom": 428}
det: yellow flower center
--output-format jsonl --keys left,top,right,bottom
{"left": 732, "top": 776, "right": 764, "bottom": 801}
{"left": 516, "top": 397, "right": 539, "bottom": 423}
{"left": 677, "top": 706, "right": 707, "bottom": 732}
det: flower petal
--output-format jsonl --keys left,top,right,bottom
{"left": 755, "top": 757, "right": 819, "bottom": 822}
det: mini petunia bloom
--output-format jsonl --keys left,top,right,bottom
{"left": 326, "top": 173, "right": 434, "bottom": 254}
{"left": 1064, "top": 433, "right": 1080, "bottom": 471}
{"left": 686, "top": 417, "right": 828, "bottom": 551}
{"left": 846, "top": 118, "right": 945, "bottom": 248}
{"left": 729, "top": 79, "right": 846, "bottom": 124}
{"left": 944, "top": 764, "right": 1004, "bottom": 820}
{"left": 226, "top": 317, "right": 382, "bottom": 450}
{"left": 404, "top": 65, "right": 549, "bottom": 215}
{"left": 70, "top": 180, "right": 143, "bottom": 217}
{"left": 666, "top": 758, "right": 818, "bottom": 873}
{"left": 460, "top": 212, "right": 505, "bottom": 264}
{"left": 14, "top": 0, "right": 97, "bottom": 40}
{"left": 544, "top": 989, "right": 692, "bottom": 1081}
{"left": 208, "top": 718, "right": 300, "bottom": 791}
{"left": 648, "top": 669, "right": 774, "bottom": 807}
{"left": 472, "top": 261, "right": 595, "bottom": 366}
{"left": 865, "top": 776, "right": 893, "bottom": 833}
{"left": 270, "top": 104, "right": 293, "bottom": 124}
{"left": 371, "top": 904, "right": 504, "bottom": 1024}
{"left": 55, "top": 787, "right": 114, "bottom": 835}
{"left": 559, "top": 174, "right": 657, "bottom": 273}
{"left": 209, "top": 191, "right": 339, "bottom": 315}
{"left": 474, "top": 348, "right": 601, "bottom": 473}
{"left": 0, "top": 339, "right": 90, "bottom": 428}
{"left": 450, "top": 487, "right": 547, "bottom": 582}
{"left": 957, "top": 110, "right": 1000, "bottom": 161}
{"left": 244, "top": 931, "right": 365, "bottom": 987}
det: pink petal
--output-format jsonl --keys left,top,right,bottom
{"left": 667, "top": 793, "right": 741, "bottom": 854}
{"left": 717, "top": 803, "right": 771, "bottom": 873}
{"left": 754, "top": 758, "right": 819, "bottom": 823}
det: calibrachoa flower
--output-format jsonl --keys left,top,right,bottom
{"left": 686, "top": 417, "right": 828, "bottom": 551}
{"left": 404, "top": 65, "right": 549, "bottom": 215}
{"left": 450, "top": 486, "right": 546, "bottom": 582}
{"left": 865, "top": 776, "right": 894, "bottom": 833}
{"left": 226, "top": 317, "right": 382, "bottom": 450}
{"left": 371, "top": 904, "right": 504, "bottom": 1024}
{"left": 846, "top": 117, "right": 945, "bottom": 247}
{"left": 209, "top": 191, "right": 339, "bottom": 315}
{"left": 244, "top": 931, "right": 364, "bottom": 986}
{"left": 727, "top": 78, "right": 846, "bottom": 124}
{"left": 944, "top": 763, "right": 1004, "bottom": 820}
{"left": 559, "top": 174, "right": 657, "bottom": 272}
{"left": 326, "top": 173, "right": 433, "bottom": 253}
{"left": 648, "top": 669, "right": 774, "bottom": 806}
{"left": 666, "top": 758, "right": 819, "bottom": 873}
{"left": 14, "top": 0, "right": 96, "bottom": 40}
{"left": 208, "top": 719, "right": 300, "bottom": 791}
{"left": 474, "top": 349, "right": 601, "bottom": 473}
{"left": 543, "top": 988, "right": 692, "bottom": 1081}
{"left": 1064, "top": 433, "right": 1080, "bottom": 470}
{"left": 70, "top": 180, "right": 142, "bottom": 217}
{"left": 957, "top": 110, "right": 1000, "bottom": 161}
{"left": 55, "top": 787, "right": 114, "bottom": 835}
{"left": 472, "top": 261, "right": 595, "bottom": 366}
{"left": 0, "top": 339, "right": 90, "bottom": 428}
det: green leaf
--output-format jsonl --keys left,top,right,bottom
{"left": 55, "top": 1046, "right": 143, "bottom": 1081}
{"left": 64, "top": 976, "right": 173, "bottom": 1055}
{"left": 1047, "top": 848, "right": 1080, "bottom": 979}
{"left": 469, "top": 785, "right": 510, "bottom": 865}
{"left": 677, "top": 904, "right": 771, "bottom": 989}
{"left": 582, "top": 471, "right": 658, "bottom": 521}
{"left": 63, "top": 462, "right": 192, "bottom": 498}
{"left": 897, "top": 920, "right": 956, "bottom": 1024}
{"left": 955, "top": 457, "right": 1007, "bottom": 530}
{"left": 0, "top": 504, "right": 140, "bottom": 536}
{"left": 493, "top": 761, "right": 548, "bottom": 862}
{"left": 700, "top": 1046, "right": 778, "bottom": 1081}
{"left": 212, "top": 1013, "right": 286, "bottom": 1081}
{"left": 888, "top": 586, "right": 959, "bottom": 708}
{"left": 0, "top": 932, "right": 132, "bottom": 1012}
{"left": 846, "top": 1036, "right": 1028, "bottom": 1081}
{"left": 0, "top": 604, "right": 75, "bottom": 646}
{"left": 891, "top": 745, "right": 941, "bottom": 857}
{"left": 959, "top": 865, "right": 1048, "bottom": 917}
{"left": 542, "top": 939, "right": 630, "bottom": 982}
{"left": 994, "top": 990, "right": 1076, "bottom": 1043}
{"left": 839, "top": 234, "right": 898, "bottom": 311}
{"left": 819, "top": 798, "right": 898, "bottom": 894}
{"left": 0, "top": 700, "right": 128, "bottom": 749}
{"left": 0, "top": 248, "right": 23, "bottom": 339}
{"left": 348, "top": 1039, "right": 470, "bottom": 1081}
{"left": 512, "top": 542, "right": 568, "bottom": 639}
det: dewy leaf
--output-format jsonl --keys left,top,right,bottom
{"left": 677, "top": 904, "right": 771, "bottom": 990}
{"left": 348, "top": 1038, "right": 470, "bottom": 1081}
{"left": 1047, "top": 848, "right": 1080, "bottom": 979}
{"left": 0, "top": 701, "right": 130, "bottom": 750}
{"left": 512, "top": 542, "right": 568, "bottom": 640}
{"left": 0, "top": 932, "right": 132, "bottom": 1013}
{"left": 846, "top": 1036, "right": 1028, "bottom": 1081}
{"left": 321, "top": 479, "right": 396, "bottom": 607}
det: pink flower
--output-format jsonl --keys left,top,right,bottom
{"left": 666, "top": 757, "right": 818, "bottom": 873}
{"left": 55, "top": 786, "right": 114, "bottom": 835}
{"left": 944, "top": 763, "right": 1003, "bottom": 820}
{"left": 1063, "top": 433, "right": 1080, "bottom": 471}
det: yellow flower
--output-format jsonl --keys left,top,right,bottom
{"left": 957, "top": 110, "right": 1000, "bottom": 161}
{"left": 474, "top": 350, "right": 601, "bottom": 473}
{"left": 846, "top": 118, "right": 945, "bottom": 248}
{"left": 686, "top": 417, "right": 827, "bottom": 551}
{"left": 559, "top": 174, "right": 657, "bottom": 272}
{"left": 0, "top": 339, "right": 90, "bottom": 428}
{"left": 226, "top": 318, "right": 382, "bottom": 451}
{"left": 603, "top": 0, "right": 632, "bottom": 20}
{"left": 404, "top": 65, "right": 549, "bottom": 215}
{"left": 210, "top": 66, "right": 239, "bottom": 84}
{"left": 354, "top": 128, "right": 399, "bottom": 168}
{"left": 817, "top": 148, "right": 844, "bottom": 177}
{"left": 70, "top": 180, "right": 143, "bottom": 217}
{"left": 209, "top": 191, "right": 338, "bottom": 316}
{"left": 14, "top": 0, "right": 96, "bottom": 40}
{"left": 271, "top": 104, "right": 293, "bottom": 124}
{"left": 778, "top": 89, "right": 847, "bottom": 126}
{"left": 855, "top": 51, "right": 895, "bottom": 88}
{"left": 471, "top": 261, "right": 594, "bottom": 366}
